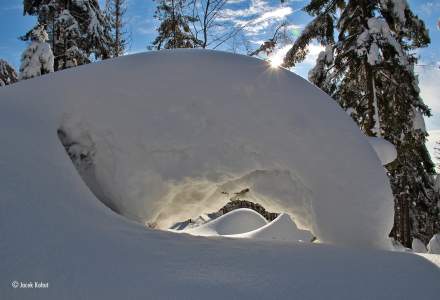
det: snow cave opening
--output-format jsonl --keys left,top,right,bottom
{"left": 56, "top": 126, "right": 316, "bottom": 235}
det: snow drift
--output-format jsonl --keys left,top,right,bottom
{"left": 1, "top": 50, "right": 438, "bottom": 299}
{"left": 227, "top": 212, "right": 313, "bottom": 242}
{"left": 182, "top": 209, "right": 313, "bottom": 242}
{"left": 184, "top": 208, "right": 268, "bottom": 236}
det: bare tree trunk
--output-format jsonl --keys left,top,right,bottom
{"left": 403, "top": 195, "right": 412, "bottom": 247}
{"left": 359, "top": 0, "right": 376, "bottom": 137}
{"left": 202, "top": 0, "right": 210, "bottom": 48}
{"left": 365, "top": 63, "right": 376, "bottom": 136}
{"left": 107, "top": 0, "right": 126, "bottom": 56}
{"left": 115, "top": 1, "right": 120, "bottom": 56}
{"left": 114, "top": 0, "right": 123, "bottom": 56}
{"left": 171, "top": 0, "right": 176, "bottom": 48}
{"left": 52, "top": 15, "right": 57, "bottom": 71}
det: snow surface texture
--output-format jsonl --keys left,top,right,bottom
{"left": 1, "top": 50, "right": 439, "bottom": 299}
{"left": 184, "top": 208, "right": 268, "bottom": 236}
{"left": 226, "top": 212, "right": 314, "bottom": 242}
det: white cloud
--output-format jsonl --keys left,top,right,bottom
{"left": 286, "top": 24, "right": 304, "bottom": 30}
{"left": 220, "top": 0, "right": 294, "bottom": 36}
{"left": 254, "top": 6, "right": 293, "bottom": 23}
{"left": 236, "top": 7, "right": 293, "bottom": 35}
{"left": 220, "top": 0, "right": 268, "bottom": 19}
{"left": 226, "top": 0, "right": 248, "bottom": 4}
{"left": 249, "top": 39, "right": 266, "bottom": 45}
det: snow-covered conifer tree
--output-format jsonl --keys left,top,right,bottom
{"left": 105, "top": 0, "right": 128, "bottom": 57}
{"left": 19, "top": 25, "right": 54, "bottom": 80}
{"left": 23, "top": 0, "right": 113, "bottom": 70}
{"left": 0, "top": 59, "right": 18, "bottom": 87}
{"left": 283, "top": 0, "right": 439, "bottom": 246}
{"left": 151, "top": 0, "right": 201, "bottom": 50}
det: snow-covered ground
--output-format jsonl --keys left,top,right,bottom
{"left": 0, "top": 50, "right": 439, "bottom": 299}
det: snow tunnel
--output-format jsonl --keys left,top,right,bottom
{"left": 11, "top": 50, "right": 395, "bottom": 248}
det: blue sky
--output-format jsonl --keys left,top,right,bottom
{"left": 0, "top": 0, "right": 439, "bottom": 161}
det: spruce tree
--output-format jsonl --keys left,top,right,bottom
{"left": 0, "top": 59, "right": 18, "bottom": 87}
{"left": 151, "top": 0, "right": 201, "bottom": 50}
{"left": 283, "top": 0, "right": 439, "bottom": 246}
{"left": 105, "top": 0, "right": 128, "bottom": 57}
{"left": 23, "top": 0, "right": 113, "bottom": 70}
{"left": 19, "top": 24, "right": 54, "bottom": 80}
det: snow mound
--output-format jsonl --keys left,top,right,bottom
{"left": 412, "top": 238, "right": 428, "bottom": 253}
{"left": 227, "top": 213, "right": 313, "bottom": 242}
{"left": 428, "top": 234, "right": 440, "bottom": 254}
{"left": 0, "top": 50, "right": 393, "bottom": 248}
{"left": 184, "top": 208, "right": 268, "bottom": 236}
{"left": 367, "top": 136, "right": 397, "bottom": 165}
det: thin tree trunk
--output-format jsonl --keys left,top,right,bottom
{"left": 202, "top": 0, "right": 210, "bottom": 48}
{"left": 365, "top": 62, "right": 376, "bottom": 136}
{"left": 115, "top": 0, "right": 121, "bottom": 56}
{"left": 404, "top": 195, "right": 412, "bottom": 247}
{"left": 172, "top": 0, "right": 176, "bottom": 48}
{"left": 360, "top": 0, "right": 376, "bottom": 137}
